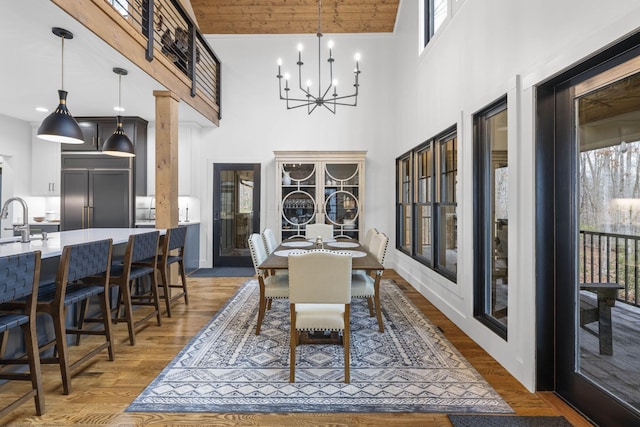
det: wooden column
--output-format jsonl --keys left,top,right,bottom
{"left": 153, "top": 90, "right": 180, "bottom": 230}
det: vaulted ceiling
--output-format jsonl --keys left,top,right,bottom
{"left": 190, "top": 0, "right": 400, "bottom": 34}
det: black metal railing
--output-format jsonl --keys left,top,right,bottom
{"left": 106, "top": 0, "right": 221, "bottom": 119}
{"left": 580, "top": 229, "right": 640, "bottom": 307}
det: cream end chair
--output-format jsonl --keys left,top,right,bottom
{"left": 261, "top": 228, "right": 279, "bottom": 255}
{"left": 305, "top": 223, "right": 333, "bottom": 240}
{"left": 248, "top": 234, "right": 289, "bottom": 335}
{"left": 362, "top": 227, "right": 378, "bottom": 252}
{"left": 352, "top": 232, "right": 389, "bottom": 332}
{"left": 288, "top": 250, "right": 352, "bottom": 383}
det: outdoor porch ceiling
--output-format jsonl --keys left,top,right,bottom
{"left": 190, "top": 0, "right": 400, "bottom": 34}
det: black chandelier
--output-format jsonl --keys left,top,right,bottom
{"left": 276, "top": 0, "right": 361, "bottom": 114}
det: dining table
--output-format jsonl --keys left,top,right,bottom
{"left": 257, "top": 236, "right": 385, "bottom": 344}
{"left": 258, "top": 236, "right": 384, "bottom": 272}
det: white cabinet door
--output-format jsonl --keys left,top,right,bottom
{"left": 31, "top": 129, "right": 61, "bottom": 196}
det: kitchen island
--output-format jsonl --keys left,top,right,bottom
{"left": 0, "top": 228, "right": 164, "bottom": 258}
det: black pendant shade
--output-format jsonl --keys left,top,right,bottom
{"left": 102, "top": 116, "right": 135, "bottom": 157}
{"left": 37, "top": 90, "right": 84, "bottom": 144}
{"left": 37, "top": 28, "right": 85, "bottom": 144}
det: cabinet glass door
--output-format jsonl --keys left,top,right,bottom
{"left": 323, "top": 163, "right": 360, "bottom": 239}
{"left": 281, "top": 163, "right": 317, "bottom": 239}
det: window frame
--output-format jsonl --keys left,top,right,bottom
{"left": 473, "top": 96, "right": 509, "bottom": 340}
{"left": 396, "top": 126, "right": 458, "bottom": 283}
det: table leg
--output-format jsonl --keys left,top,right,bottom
{"left": 597, "top": 290, "right": 617, "bottom": 356}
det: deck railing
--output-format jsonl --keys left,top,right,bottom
{"left": 580, "top": 230, "right": 640, "bottom": 307}
{"left": 105, "top": 0, "right": 221, "bottom": 119}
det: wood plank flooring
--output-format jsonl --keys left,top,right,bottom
{"left": 0, "top": 271, "right": 593, "bottom": 426}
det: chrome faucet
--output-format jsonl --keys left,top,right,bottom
{"left": 0, "top": 197, "right": 31, "bottom": 243}
{"left": 148, "top": 196, "right": 156, "bottom": 221}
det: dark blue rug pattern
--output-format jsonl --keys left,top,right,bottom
{"left": 127, "top": 279, "right": 513, "bottom": 413}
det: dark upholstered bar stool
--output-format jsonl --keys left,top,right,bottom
{"left": 36, "top": 239, "right": 115, "bottom": 395}
{"left": 156, "top": 227, "right": 188, "bottom": 317}
{"left": 0, "top": 251, "right": 44, "bottom": 416}
{"left": 109, "top": 231, "right": 161, "bottom": 345}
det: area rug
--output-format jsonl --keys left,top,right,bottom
{"left": 448, "top": 415, "right": 572, "bottom": 426}
{"left": 127, "top": 279, "right": 513, "bottom": 413}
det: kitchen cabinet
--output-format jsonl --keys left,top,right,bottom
{"left": 31, "top": 132, "right": 61, "bottom": 196}
{"left": 61, "top": 155, "right": 132, "bottom": 231}
{"left": 62, "top": 117, "right": 148, "bottom": 196}
{"left": 274, "top": 151, "right": 366, "bottom": 241}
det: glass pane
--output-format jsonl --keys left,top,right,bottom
{"left": 219, "top": 169, "right": 254, "bottom": 257}
{"left": 325, "top": 163, "right": 358, "bottom": 183}
{"left": 416, "top": 204, "right": 432, "bottom": 264}
{"left": 489, "top": 109, "right": 509, "bottom": 324}
{"left": 402, "top": 204, "right": 412, "bottom": 252}
{"left": 576, "top": 71, "right": 640, "bottom": 411}
{"left": 437, "top": 204, "right": 457, "bottom": 275}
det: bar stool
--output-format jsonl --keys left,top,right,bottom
{"left": 37, "top": 239, "right": 115, "bottom": 395}
{"left": 100, "top": 231, "right": 161, "bottom": 346}
{"left": 0, "top": 251, "right": 44, "bottom": 416}
{"left": 156, "top": 227, "right": 188, "bottom": 317}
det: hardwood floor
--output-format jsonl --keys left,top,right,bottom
{"left": 0, "top": 271, "right": 593, "bottom": 426}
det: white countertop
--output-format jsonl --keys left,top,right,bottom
{"left": 135, "top": 220, "right": 199, "bottom": 226}
{"left": 0, "top": 228, "right": 165, "bottom": 259}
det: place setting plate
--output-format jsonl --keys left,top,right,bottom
{"left": 281, "top": 241, "right": 314, "bottom": 248}
{"left": 345, "top": 250, "right": 368, "bottom": 258}
{"left": 307, "top": 238, "right": 337, "bottom": 243}
{"left": 327, "top": 241, "right": 360, "bottom": 248}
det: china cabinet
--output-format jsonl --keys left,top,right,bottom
{"left": 274, "top": 151, "right": 366, "bottom": 241}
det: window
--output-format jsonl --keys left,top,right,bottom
{"left": 424, "top": 0, "right": 448, "bottom": 47}
{"left": 396, "top": 153, "right": 412, "bottom": 255}
{"left": 396, "top": 127, "right": 458, "bottom": 282}
{"left": 473, "top": 97, "right": 508, "bottom": 338}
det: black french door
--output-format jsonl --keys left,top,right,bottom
{"left": 212, "top": 163, "right": 261, "bottom": 267}
{"left": 537, "top": 33, "right": 640, "bottom": 426}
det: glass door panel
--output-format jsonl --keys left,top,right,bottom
{"left": 213, "top": 164, "right": 260, "bottom": 267}
{"left": 324, "top": 163, "right": 360, "bottom": 238}
{"left": 575, "top": 71, "right": 640, "bottom": 413}
{"left": 281, "top": 163, "right": 316, "bottom": 239}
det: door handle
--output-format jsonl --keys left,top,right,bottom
{"left": 82, "top": 206, "right": 86, "bottom": 229}
{"left": 88, "top": 206, "right": 93, "bottom": 228}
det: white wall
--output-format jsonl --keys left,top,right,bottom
{"left": 0, "top": 114, "right": 33, "bottom": 236}
{"left": 195, "top": 33, "right": 395, "bottom": 266}
{"left": 390, "top": 0, "right": 640, "bottom": 391}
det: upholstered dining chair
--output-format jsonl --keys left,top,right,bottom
{"left": 351, "top": 232, "right": 389, "bottom": 332}
{"left": 248, "top": 233, "right": 289, "bottom": 335}
{"left": 106, "top": 231, "right": 161, "bottom": 346}
{"left": 37, "top": 239, "right": 114, "bottom": 395}
{"left": 305, "top": 223, "right": 333, "bottom": 240}
{"left": 362, "top": 227, "right": 379, "bottom": 252}
{"left": 261, "top": 228, "right": 279, "bottom": 255}
{"left": 288, "top": 250, "right": 352, "bottom": 383}
{"left": 0, "top": 251, "right": 44, "bottom": 417}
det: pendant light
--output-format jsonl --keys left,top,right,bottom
{"left": 37, "top": 27, "right": 84, "bottom": 144}
{"left": 102, "top": 67, "right": 135, "bottom": 157}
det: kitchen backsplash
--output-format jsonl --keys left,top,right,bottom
{"left": 135, "top": 196, "right": 200, "bottom": 223}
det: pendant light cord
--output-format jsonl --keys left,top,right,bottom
{"left": 118, "top": 73, "right": 122, "bottom": 111}
{"left": 61, "top": 35, "right": 65, "bottom": 91}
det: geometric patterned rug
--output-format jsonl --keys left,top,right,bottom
{"left": 127, "top": 279, "right": 513, "bottom": 413}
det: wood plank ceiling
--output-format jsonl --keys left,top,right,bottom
{"left": 190, "top": 0, "right": 400, "bottom": 35}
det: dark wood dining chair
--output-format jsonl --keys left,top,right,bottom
{"left": 0, "top": 251, "right": 45, "bottom": 416}
{"left": 156, "top": 227, "right": 188, "bottom": 317}
{"left": 36, "top": 239, "right": 115, "bottom": 395}
{"left": 102, "top": 231, "right": 161, "bottom": 346}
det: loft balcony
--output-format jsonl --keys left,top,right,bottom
{"left": 53, "top": 0, "right": 221, "bottom": 126}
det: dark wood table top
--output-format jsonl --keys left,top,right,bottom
{"left": 258, "top": 238, "right": 384, "bottom": 271}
